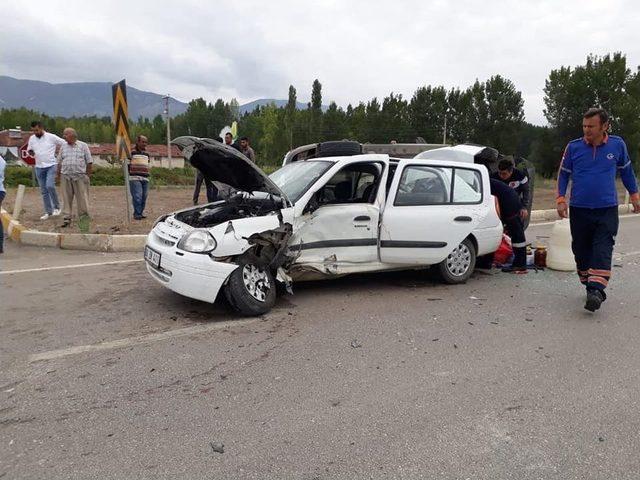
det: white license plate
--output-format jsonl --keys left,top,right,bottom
{"left": 144, "top": 246, "right": 161, "bottom": 269}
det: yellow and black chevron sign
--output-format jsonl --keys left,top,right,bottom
{"left": 112, "top": 79, "right": 131, "bottom": 160}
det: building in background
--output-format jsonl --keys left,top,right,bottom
{"left": 0, "top": 128, "right": 184, "bottom": 168}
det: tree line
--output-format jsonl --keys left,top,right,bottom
{"left": 1, "top": 53, "right": 637, "bottom": 177}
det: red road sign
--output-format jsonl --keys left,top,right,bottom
{"left": 19, "top": 143, "right": 35, "bottom": 166}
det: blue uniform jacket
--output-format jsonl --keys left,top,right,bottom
{"left": 557, "top": 134, "right": 638, "bottom": 208}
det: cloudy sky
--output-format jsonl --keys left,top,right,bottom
{"left": 2, "top": 0, "right": 639, "bottom": 124}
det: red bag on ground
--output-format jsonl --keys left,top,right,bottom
{"left": 493, "top": 234, "right": 514, "bottom": 265}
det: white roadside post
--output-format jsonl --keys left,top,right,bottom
{"left": 12, "top": 184, "right": 26, "bottom": 221}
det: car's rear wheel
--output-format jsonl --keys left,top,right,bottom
{"left": 437, "top": 238, "right": 476, "bottom": 284}
{"left": 224, "top": 254, "right": 276, "bottom": 316}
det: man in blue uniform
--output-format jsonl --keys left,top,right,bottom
{"left": 557, "top": 108, "right": 640, "bottom": 311}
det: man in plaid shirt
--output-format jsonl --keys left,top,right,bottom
{"left": 56, "top": 128, "right": 93, "bottom": 227}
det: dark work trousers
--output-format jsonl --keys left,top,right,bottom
{"left": 504, "top": 214, "right": 527, "bottom": 268}
{"left": 569, "top": 206, "right": 619, "bottom": 292}
{"left": 193, "top": 172, "right": 218, "bottom": 204}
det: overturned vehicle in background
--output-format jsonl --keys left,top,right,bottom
{"left": 144, "top": 138, "right": 506, "bottom": 316}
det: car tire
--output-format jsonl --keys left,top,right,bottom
{"left": 223, "top": 253, "right": 277, "bottom": 316}
{"left": 437, "top": 238, "right": 476, "bottom": 284}
{"left": 316, "top": 141, "right": 362, "bottom": 158}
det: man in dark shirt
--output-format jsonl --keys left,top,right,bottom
{"left": 490, "top": 178, "right": 527, "bottom": 273}
{"left": 491, "top": 157, "right": 530, "bottom": 221}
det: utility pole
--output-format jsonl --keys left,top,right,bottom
{"left": 442, "top": 114, "right": 447, "bottom": 145}
{"left": 442, "top": 107, "right": 451, "bottom": 145}
{"left": 163, "top": 95, "right": 172, "bottom": 168}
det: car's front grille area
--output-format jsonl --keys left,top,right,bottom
{"left": 153, "top": 231, "right": 176, "bottom": 247}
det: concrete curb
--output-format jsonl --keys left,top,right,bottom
{"left": 1, "top": 208, "right": 146, "bottom": 252}
{"left": 530, "top": 204, "right": 636, "bottom": 223}
{"left": 1, "top": 204, "right": 637, "bottom": 252}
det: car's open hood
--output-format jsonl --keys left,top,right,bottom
{"left": 172, "top": 136, "right": 290, "bottom": 205}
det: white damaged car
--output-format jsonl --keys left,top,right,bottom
{"left": 144, "top": 138, "right": 503, "bottom": 316}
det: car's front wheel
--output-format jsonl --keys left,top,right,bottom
{"left": 224, "top": 254, "right": 276, "bottom": 316}
{"left": 437, "top": 238, "right": 476, "bottom": 284}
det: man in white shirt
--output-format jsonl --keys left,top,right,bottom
{"left": 27, "top": 120, "right": 64, "bottom": 219}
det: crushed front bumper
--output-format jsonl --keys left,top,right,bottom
{"left": 145, "top": 223, "right": 238, "bottom": 303}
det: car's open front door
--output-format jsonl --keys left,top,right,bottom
{"left": 379, "top": 159, "right": 489, "bottom": 265}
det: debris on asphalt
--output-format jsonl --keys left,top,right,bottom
{"left": 469, "top": 296, "right": 487, "bottom": 301}
{"left": 150, "top": 368, "right": 155, "bottom": 373}
{"left": 525, "top": 318, "right": 533, "bottom": 322}
{"left": 170, "top": 316, "right": 177, "bottom": 321}
{"left": 350, "top": 339, "right": 362, "bottom": 348}
{"left": 490, "top": 321, "right": 499, "bottom": 325}
{"left": 427, "top": 298, "right": 442, "bottom": 301}
{"left": 453, "top": 344, "right": 458, "bottom": 349}
{"left": 468, "top": 321, "right": 474, "bottom": 325}
{"left": 598, "top": 437, "right": 605, "bottom": 442}
{"left": 210, "top": 442, "right": 225, "bottom": 454}
{"left": 432, "top": 338, "right": 439, "bottom": 342}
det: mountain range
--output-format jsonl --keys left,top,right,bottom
{"left": 0, "top": 76, "right": 313, "bottom": 119}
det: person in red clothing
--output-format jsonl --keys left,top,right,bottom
{"left": 557, "top": 108, "right": 640, "bottom": 311}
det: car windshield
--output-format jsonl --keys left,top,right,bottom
{"left": 269, "top": 161, "right": 333, "bottom": 203}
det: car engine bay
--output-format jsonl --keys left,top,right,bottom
{"left": 174, "top": 193, "right": 282, "bottom": 228}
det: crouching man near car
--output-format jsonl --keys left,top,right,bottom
{"left": 490, "top": 178, "right": 527, "bottom": 273}
{"left": 491, "top": 156, "right": 530, "bottom": 221}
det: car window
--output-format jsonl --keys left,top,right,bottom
{"left": 452, "top": 169, "right": 482, "bottom": 203}
{"left": 394, "top": 165, "right": 483, "bottom": 206}
{"left": 317, "top": 162, "right": 382, "bottom": 205}
{"left": 269, "top": 161, "right": 333, "bottom": 203}
{"left": 395, "top": 166, "right": 451, "bottom": 206}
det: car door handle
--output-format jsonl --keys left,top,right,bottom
{"left": 454, "top": 216, "right": 472, "bottom": 222}
{"left": 354, "top": 216, "right": 371, "bottom": 221}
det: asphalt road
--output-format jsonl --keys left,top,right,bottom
{"left": 2, "top": 217, "right": 640, "bottom": 479}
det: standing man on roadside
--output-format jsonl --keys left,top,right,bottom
{"left": 27, "top": 121, "right": 64, "bottom": 220}
{"left": 129, "top": 135, "right": 150, "bottom": 220}
{"left": 57, "top": 128, "right": 93, "bottom": 227}
{"left": 224, "top": 132, "right": 240, "bottom": 151}
{"left": 557, "top": 108, "right": 640, "bottom": 312}
{"left": 239, "top": 136, "right": 256, "bottom": 163}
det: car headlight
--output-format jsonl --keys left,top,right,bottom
{"left": 177, "top": 229, "right": 217, "bottom": 253}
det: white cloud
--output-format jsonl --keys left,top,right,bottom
{"left": 2, "top": 0, "right": 640, "bottom": 124}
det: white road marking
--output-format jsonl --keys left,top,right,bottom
{"left": 29, "top": 319, "right": 258, "bottom": 363}
{"left": 1, "top": 258, "right": 143, "bottom": 275}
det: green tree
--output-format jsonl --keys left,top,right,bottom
{"left": 322, "top": 102, "right": 348, "bottom": 140}
{"left": 410, "top": 86, "right": 448, "bottom": 143}
{"left": 544, "top": 52, "right": 640, "bottom": 165}
{"left": 309, "top": 79, "right": 323, "bottom": 141}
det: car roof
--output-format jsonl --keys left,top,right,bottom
{"left": 306, "top": 153, "right": 390, "bottom": 164}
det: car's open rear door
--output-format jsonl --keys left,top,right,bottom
{"left": 379, "top": 159, "right": 489, "bottom": 265}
